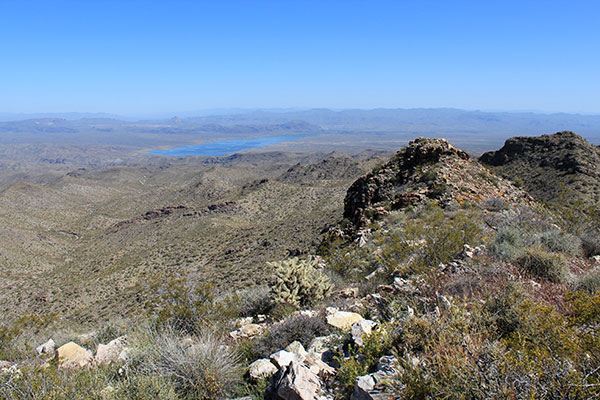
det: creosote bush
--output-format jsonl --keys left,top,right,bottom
{"left": 251, "top": 314, "right": 331, "bottom": 359}
{"left": 517, "top": 247, "right": 569, "bottom": 283}
{"left": 269, "top": 256, "right": 333, "bottom": 308}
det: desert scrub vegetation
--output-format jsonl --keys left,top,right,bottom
{"left": 248, "top": 314, "right": 332, "bottom": 359}
{"left": 322, "top": 202, "right": 482, "bottom": 282}
{"left": 574, "top": 267, "right": 600, "bottom": 294}
{"left": 269, "top": 256, "right": 333, "bottom": 308}
{"left": 516, "top": 247, "right": 569, "bottom": 283}
{"left": 334, "top": 326, "right": 392, "bottom": 397}
{"left": 388, "top": 287, "right": 600, "bottom": 399}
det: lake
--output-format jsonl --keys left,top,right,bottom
{"left": 148, "top": 136, "right": 299, "bottom": 157}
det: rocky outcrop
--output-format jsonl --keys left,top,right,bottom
{"left": 344, "top": 137, "right": 531, "bottom": 230}
{"left": 480, "top": 131, "right": 600, "bottom": 204}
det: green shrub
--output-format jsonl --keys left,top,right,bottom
{"left": 252, "top": 315, "right": 331, "bottom": 358}
{"left": 484, "top": 282, "right": 529, "bottom": 337}
{"left": 516, "top": 247, "right": 569, "bottom": 283}
{"left": 538, "top": 229, "right": 582, "bottom": 256}
{"left": 490, "top": 226, "right": 527, "bottom": 261}
{"left": 269, "top": 257, "right": 333, "bottom": 308}
{"left": 574, "top": 268, "right": 600, "bottom": 294}
{"left": 148, "top": 278, "right": 241, "bottom": 335}
{"left": 334, "top": 327, "right": 392, "bottom": 397}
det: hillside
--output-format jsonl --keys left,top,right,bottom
{"left": 480, "top": 131, "right": 600, "bottom": 205}
{"left": 0, "top": 153, "right": 381, "bottom": 323}
{"left": 1, "top": 135, "right": 600, "bottom": 400}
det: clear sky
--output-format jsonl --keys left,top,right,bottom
{"left": 1, "top": 0, "right": 599, "bottom": 115}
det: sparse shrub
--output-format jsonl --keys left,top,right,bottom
{"left": 269, "top": 256, "right": 333, "bottom": 308}
{"left": 135, "top": 329, "right": 242, "bottom": 400}
{"left": 484, "top": 282, "right": 528, "bottom": 337}
{"left": 538, "top": 229, "right": 582, "bottom": 256}
{"left": 574, "top": 268, "right": 600, "bottom": 294}
{"left": 490, "top": 226, "right": 527, "bottom": 261}
{"left": 580, "top": 231, "right": 600, "bottom": 257}
{"left": 516, "top": 247, "right": 569, "bottom": 283}
{"left": 252, "top": 314, "right": 331, "bottom": 358}
{"left": 93, "top": 319, "right": 128, "bottom": 347}
{"left": 149, "top": 278, "right": 240, "bottom": 335}
{"left": 0, "top": 365, "right": 110, "bottom": 400}
{"left": 482, "top": 196, "right": 508, "bottom": 212}
{"left": 334, "top": 327, "right": 392, "bottom": 397}
{"left": 235, "top": 286, "right": 273, "bottom": 317}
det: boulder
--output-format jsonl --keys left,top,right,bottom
{"left": 248, "top": 358, "right": 278, "bottom": 380}
{"left": 270, "top": 350, "right": 303, "bottom": 369}
{"left": 36, "top": 339, "right": 56, "bottom": 357}
{"left": 266, "top": 361, "right": 324, "bottom": 400}
{"left": 351, "top": 320, "right": 378, "bottom": 346}
{"left": 230, "top": 323, "right": 263, "bottom": 339}
{"left": 326, "top": 311, "right": 364, "bottom": 331}
{"left": 304, "top": 353, "right": 336, "bottom": 377}
{"left": 95, "top": 336, "right": 128, "bottom": 365}
{"left": 56, "top": 342, "right": 93, "bottom": 369}
{"left": 285, "top": 341, "right": 308, "bottom": 358}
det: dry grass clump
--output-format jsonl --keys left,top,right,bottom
{"left": 517, "top": 247, "right": 569, "bottom": 283}
{"left": 132, "top": 329, "right": 242, "bottom": 400}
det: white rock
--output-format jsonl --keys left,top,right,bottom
{"left": 351, "top": 356, "right": 398, "bottom": 400}
{"left": 285, "top": 341, "right": 308, "bottom": 358}
{"left": 95, "top": 336, "right": 128, "bottom": 365}
{"left": 270, "top": 362, "right": 323, "bottom": 400}
{"left": 270, "top": 350, "right": 303, "bottom": 368}
{"left": 326, "top": 311, "right": 364, "bottom": 331}
{"left": 351, "top": 320, "right": 378, "bottom": 346}
{"left": 248, "top": 358, "right": 278, "bottom": 380}
{"left": 36, "top": 339, "right": 56, "bottom": 357}
{"left": 230, "top": 323, "right": 263, "bottom": 339}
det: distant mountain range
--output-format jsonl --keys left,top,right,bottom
{"left": 2, "top": 108, "right": 599, "bottom": 141}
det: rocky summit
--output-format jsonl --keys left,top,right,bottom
{"left": 344, "top": 137, "right": 531, "bottom": 230}
{"left": 480, "top": 131, "right": 600, "bottom": 204}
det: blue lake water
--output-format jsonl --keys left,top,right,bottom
{"left": 149, "top": 136, "right": 300, "bottom": 157}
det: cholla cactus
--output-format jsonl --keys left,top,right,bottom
{"left": 269, "top": 256, "right": 333, "bottom": 308}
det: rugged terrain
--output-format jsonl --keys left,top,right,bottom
{"left": 480, "top": 131, "right": 600, "bottom": 204}
{"left": 1, "top": 132, "right": 600, "bottom": 400}
{"left": 0, "top": 152, "right": 383, "bottom": 323}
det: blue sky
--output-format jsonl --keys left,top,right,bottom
{"left": 0, "top": 0, "right": 599, "bottom": 115}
